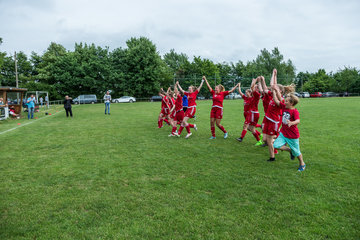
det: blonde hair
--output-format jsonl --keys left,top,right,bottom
{"left": 217, "top": 84, "right": 225, "bottom": 92}
{"left": 286, "top": 93, "right": 299, "bottom": 106}
{"left": 189, "top": 85, "right": 197, "bottom": 91}
{"left": 284, "top": 83, "right": 296, "bottom": 94}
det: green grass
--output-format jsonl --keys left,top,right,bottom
{"left": 1, "top": 98, "right": 359, "bottom": 239}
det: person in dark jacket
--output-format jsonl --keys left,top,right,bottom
{"left": 63, "top": 96, "right": 73, "bottom": 117}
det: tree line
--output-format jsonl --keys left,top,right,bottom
{"left": 0, "top": 37, "right": 359, "bottom": 100}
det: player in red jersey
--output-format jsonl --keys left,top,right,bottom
{"left": 176, "top": 78, "right": 205, "bottom": 138}
{"left": 168, "top": 86, "right": 185, "bottom": 137}
{"left": 263, "top": 69, "right": 285, "bottom": 161}
{"left": 236, "top": 78, "right": 263, "bottom": 145}
{"left": 258, "top": 74, "right": 275, "bottom": 147}
{"left": 204, "top": 76, "right": 239, "bottom": 139}
{"left": 158, "top": 88, "right": 171, "bottom": 128}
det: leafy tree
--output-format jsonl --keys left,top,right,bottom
{"left": 122, "top": 37, "right": 172, "bottom": 97}
{"left": 333, "top": 67, "right": 360, "bottom": 93}
{"left": 303, "top": 69, "right": 332, "bottom": 92}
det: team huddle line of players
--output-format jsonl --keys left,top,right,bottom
{"left": 157, "top": 69, "right": 306, "bottom": 172}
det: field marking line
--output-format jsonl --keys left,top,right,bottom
{"left": 0, "top": 106, "right": 76, "bottom": 136}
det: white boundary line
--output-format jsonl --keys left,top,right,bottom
{"left": 0, "top": 109, "right": 65, "bottom": 136}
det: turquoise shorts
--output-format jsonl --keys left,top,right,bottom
{"left": 273, "top": 132, "right": 301, "bottom": 157}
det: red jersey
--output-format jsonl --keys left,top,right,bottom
{"left": 161, "top": 96, "right": 169, "bottom": 109}
{"left": 279, "top": 102, "right": 300, "bottom": 138}
{"left": 184, "top": 90, "right": 199, "bottom": 107}
{"left": 169, "top": 98, "right": 175, "bottom": 109}
{"left": 211, "top": 90, "right": 229, "bottom": 108}
{"left": 265, "top": 98, "right": 284, "bottom": 122}
{"left": 242, "top": 95, "right": 252, "bottom": 112}
{"left": 250, "top": 90, "right": 261, "bottom": 112}
{"left": 175, "top": 94, "right": 183, "bottom": 111}
{"left": 262, "top": 90, "right": 273, "bottom": 114}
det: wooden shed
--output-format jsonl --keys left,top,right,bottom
{"left": 0, "top": 87, "right": 28, "bottom": 118}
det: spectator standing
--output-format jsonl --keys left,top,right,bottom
{"left": 45, "top": 95, "right": 49, "bottom": 109}
{"left": 26, "top": 94, "right": 36, "bottom": 119}
{"left": 104, "top": 91, "right": 111, "bottom": 115}
{"left": 39, "top": 97, "right": 44, "bottom": 108}
{"left": 63, "top": 96, "right": 73, "bottom": 118}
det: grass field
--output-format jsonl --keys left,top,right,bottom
{"left": 1, "top": 98, "right": 359, "bottom": 239}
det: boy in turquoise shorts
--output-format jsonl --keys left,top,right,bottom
{"left": 272, "top": 88, "right": 306, "bottom": 171}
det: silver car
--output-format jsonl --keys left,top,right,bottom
{"left": 112, "top": 96, "right": 136, "bottom": 103}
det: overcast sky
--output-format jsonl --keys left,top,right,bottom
{"left": 0, "top": 0, "right": 359, "bottom": 73}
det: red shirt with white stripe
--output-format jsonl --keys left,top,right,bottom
{"left": 262, "top": 90, "right": 273, "bottom": 114}
{"left": 184, "top": 90, "right": 199, "bottom": 107}
{"left": 211, "top": 90, "right": 229, "bottom": 108}
{"left": 161, "top": 96, "right": 169, "bottom": 109}
{"left": 279, "top": 102, "right": 300, "bottom": 139}
{"left": 250, "top": 90, "right": 261, "bottom": 112}
{"left": 175, "top": 94, "right": 183, "bottom": 111}
{"left": 242, "top": 95, "right": 252, "bottom": 112}
{"left": 266, "top": 98, "right": 284, "bottom": 122}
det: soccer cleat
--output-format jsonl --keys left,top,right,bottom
{"left": 236, "top": 137, "right": 243, "bottom": 142}
{"left": 290, "top": 152, "right": 295, "bottom": 160}
{"left": 168, "top": 133, "right": 175, "bottom": 137}
{"left": 261, "top": 143, "right": 268, "bottom": 147}
{"left": 298, "top": 164, "right": 306, "bottom": 172}
{"left": 173, "top": 132, "right": 180, "bottom": 137}
{"left": 185, "top": 132, "right": 192, "bottom": 139}
{"left": 255, "top": 140, "right": 263, "bottom": 146}
{"left": 224, "top": 132, "right": 228, "bottom": 139}
{"left": 209, "top": 136, "right": 216, "bottom": 139}
{"left": 267, "top": 158, "right": 276, "bottom": 162}
{"left": 274, "top": 149, "right": 278, "bottom": 154}
{"left": 194, "top": 124, "right": 197, "bottom": 131}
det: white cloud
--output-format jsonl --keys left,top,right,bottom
{"left": 0, "top": 0, "right": 359, "bottom": 72}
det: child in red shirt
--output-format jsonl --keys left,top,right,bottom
{"left": 204, "top": 77, "right": 239, "bottom": 139}
{"left": 272, "top": 88, "right": 306, "bottom": 171}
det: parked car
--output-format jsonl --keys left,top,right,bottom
{"left": 150, "top": 96, "right": 162, "bottom": 102}
{"left": 226, "top": 93, "right": 242, "bottom": 99}
{"left": 112, "top": 96, "right": 136, "bottom": 103}
{"left": 338, "top": 92, "right": 349, "bottom": 97}
{"left": 310, "top": 92, "right": 323, "bottom": 98}
{"left": 73, "top": 95, "right": 97, "bottom": 104}
{"left": 300, "top": 92, "right": 310, "bottom": 98}
{"left": 323, "top": 92, "right": 338, "bottom": 97}
{"left": 294, "top": 92, "right": 301, "bottom": 97}
{"left": 197, "top": 95, "right": 205, "bottom": 100}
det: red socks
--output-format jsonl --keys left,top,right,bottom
{"left": 158, "top": 119, "right": 163, "bottom": 128}
{"left": 211, "top": 126, "right": 216, "bottom": 137}
{"left": 178, "top": 126, "right": 184, "bottom": 135}
{"left": 188, "top": 123, "right": 194, "bottom": 128}
{"left": 185, "top": 126, "right": 191, "bottom": 133}
{"left": 218, "top": 125, "right": 226, "bottom": 133}
{"left": 252, "top": 131, "right": 260, "bottom": 141}
{"left": 241, "top": 130, "right": 247, "bottom": 139}
{"left": 172, "top": 127, "right": 177, "bottom": 134}
{"left": 164, "top": 118, "right": 170, "bottom": 125}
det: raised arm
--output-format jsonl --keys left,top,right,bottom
{"left": 272, "top": 85, "right": 281, "bottom": 106}
{"left": 258, "top": 80, "right": 263, "bottom": 94}
{"left": 197, "top": 76, "right": 205, "bottom": 92}
{"left": 238, "top": 83, "right": 245, "bottom": 98}
{"left": 250, "top": 78, "right": 257, "bottom": 92}
{"left": 176, "top": 81, "right": 185, "bottom": 93}
{"left": 270, "top": 68, "right": 277, "bottom": 87}
{"left": 260, "top": 76, "right": 268, "bottom": 93}
{"left": 174, "top": 84, "right": 179, "bottom": 96}
{"left": 203, "top": 76, "right": 212, "bottom": 92}
{"left": 228, "top": 83, "right": 239, "bottom": 93}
